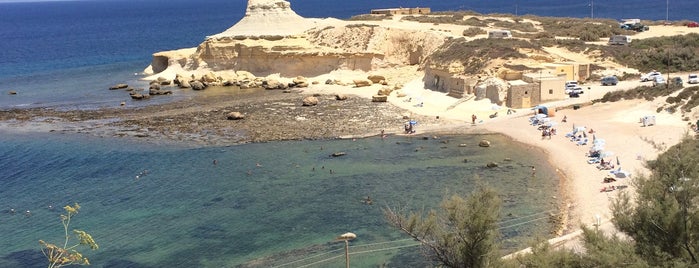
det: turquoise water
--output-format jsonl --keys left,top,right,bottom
{"left": 0, "top": 131, "right": 559, "bottom": 267}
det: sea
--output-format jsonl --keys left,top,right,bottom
{"left": 0, "top": 0, "right": 695, "bottom": 267}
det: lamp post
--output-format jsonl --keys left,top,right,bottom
{"left": 337, "top": 232, "right": 357, "bottom": 268}
{"left": 594, "top": 214, "right": 601, "bottom": 232}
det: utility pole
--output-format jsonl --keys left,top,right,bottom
{"left": 590, "top": 0, "right": 594, "bottom": 19}
{"left": 666, "top": 0, "right": 670, "bottom": 23}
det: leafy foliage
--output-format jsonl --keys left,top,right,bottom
{"left": 39, "top": 203, "right": 98, "bottom": 268}
{"left": 505, "top": 227, "right": 648, "bottom": 267}
{"left": 602, "top": 33, "right": 699, "bottom": 73}
{"left": 612, "top": 137, "right": 699, "bottom": 266}
{"left": 384, "top": 185, "right": 502, "bottom": 268}
{"left": 597, "top": 83, "right": 684, "bottom": 103}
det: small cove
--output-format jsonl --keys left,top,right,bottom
{"left": 0, "top": 131, "right": 560, "bottom": 267}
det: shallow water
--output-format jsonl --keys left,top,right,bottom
{"left": 0, "top": 131, "right": 559, "bottom": 267}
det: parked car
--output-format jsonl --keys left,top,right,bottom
{"left": 653, "top": 76, "right": 666, "bottom": 87}
{"left": 565, "top": 86, "right": 584, "bottom": 95}
{"left": 671, "top": 77, "right": 683, "bottom": 87}
{"left": 601, "top": 76, "right": 619, "bottom": 86}
{"left": 641, "top": 71, "right": 662, "bottom": 82}
{"left": 687, "top": 21, "right": 699, "bottom": 28}
{"left": 688, "top": 74, "right": 699, "bottom": 84}
{"left": 608, "top": 35, "right": 631, "bottom": 45}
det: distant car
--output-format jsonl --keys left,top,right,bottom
{"left": 565, "top": 80, "right": 578, "bottom": 89}
{"left": 687, "top": 21, "right": 699, "bottom": 28}
{"left": 688, "top": 74, "right": 699, "bottom": 84}
{"left": 565, "top": 86, "right": 584, "bottom": 94}
{"left": 568, "top": 92, "right": 580, "bottom": 98}
{"left": 671, "top": 77, "right": 683, "bottom": 87}
{"left": 653, "top": 76, "right": 666, "bottom": 86}
{"left": 601, "top": 76, "right": 619, "bottom": 86}
{"left": 641, "top": 71, "right": 662, "bottom": 82}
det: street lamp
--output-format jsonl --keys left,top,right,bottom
{"left": 337, "top": 232, "right": 357, "bottom": 268}
{"left": 594, "top": 214, "right": 601, "bottom": 231}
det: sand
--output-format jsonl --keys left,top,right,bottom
{"left": 300, "top": 67, "right": 693, "bottom": 240}
{"left": 380, "top": 74, "right": 692, "bottom": 239}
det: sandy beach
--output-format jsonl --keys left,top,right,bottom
{"left": 370, "top": 73, "right": 693, "bottom": 237}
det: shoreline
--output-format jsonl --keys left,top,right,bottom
{"left": 1, "top": 73, "right": 693, "bottom": 238}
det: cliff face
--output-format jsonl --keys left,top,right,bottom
{"left": 147, "top": 0, "right": 446, "bottom": 78}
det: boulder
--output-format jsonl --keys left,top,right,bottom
{"left": 302, "top": 96, "right": 319, "bottom": 106}
{"left": 226, "top": 112, "right": 245, "bottom": 120}
{"left": 479, "top": 140, "right": 491, "bottom": 147}
{"left": 130, "top": 93, "right": 150, "bottom": 100}
{"left": 149, "top": 89, "right": 172, "bottom": 95}
{"left": 179, "top": 80, "right": 191, "bottom": 88}
{"left": 325, "top": 79, "right": 335, "bottom": 85}
{"left": 109, "top": 83, "right": 128, "bottom": 90}
{"left": 236, "top": 70, "right": 256, "bottom": 80}
{"left": 377, "top": 87, "right": 393, "bottom": 96}
{"left": 367, "top": 75, "right": 386, "bottom": 84}
{"left": 353, "top": 79, "right": 372, "bottom": 87}
{"left": 372, "top": 95, "right": 388, "bottom": 102}
{"left": 202, "top": 72, "right": 218, "bottom": 83}
{"left": 330, "top": 152, "right": 346, "bottom": 157}
{"left": 174, "top": 74, "right": 186, "bottom": 86}
{"left": 335, "top": 94, "right": 348, "bottom": 100}
{"left": 190, "top": 80, "right": 206, "bottom": 91}
{"left": 293, "top": 76, "right": 309, "bottom": 88}
{"left": 486, "top": 162, "right": 499, "bottom": 168}
{"left": 263, "top": 79, "right": 281, "bottom": 90}
{"left": 149, "top": 83, "right": 161, "bottom": 90}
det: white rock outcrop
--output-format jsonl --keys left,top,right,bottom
{"left": 208, "top": 0, "right": 319, "bottom": 39}
{"left": 145, "top": 0, "right": 445, "bottom": 79}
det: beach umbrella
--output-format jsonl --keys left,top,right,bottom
{"left": 600, "top": 151, "right": 614, "bottom": 158}
{"left": 593, "top": 139, "right": 605, "bottom": 145}
{"left": 545, "top": 121, "right": 558, "bottom": 127}
{"left": 535, "top": 114, "right": 547, "bottom": 119}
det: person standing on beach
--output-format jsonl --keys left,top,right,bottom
{"left": 471, "top": 114, "right": 477, "bottom": 124}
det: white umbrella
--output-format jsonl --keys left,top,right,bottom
{"left": 600, "top": 151, "right": 614, "bottom": 158}
{"left": 535, "top": 114, "right": 548, "bottom": 119}
{"left": 546, "top": 121, "right": 558, "bottom": 127}
{"left": 593, "top": 139, "right": 606, "bottom": 145}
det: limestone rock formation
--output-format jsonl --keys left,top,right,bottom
{"left": 145, "top": 0, "right": 445, "bottom": 79}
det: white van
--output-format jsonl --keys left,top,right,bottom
{"left": 488, "top": 30, "right": 512, "bottom": 39}
{"left": 609, "top": 35, "right": 631, "bottom": 45}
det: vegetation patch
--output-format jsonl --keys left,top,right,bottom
{"left": 430, "top": 38, "right": 536, "bottom": 74}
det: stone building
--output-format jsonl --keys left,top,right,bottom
{"left": 506, "top": 80, "right": 538, "bottom": 109}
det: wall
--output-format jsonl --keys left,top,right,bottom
{"left": 507, "top": 83, "right": 537, "bottom": 109}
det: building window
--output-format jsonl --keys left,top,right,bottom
{"left": 549, "top": 89, "right": 553, "bottom": 94}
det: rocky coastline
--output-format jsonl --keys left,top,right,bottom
{"left": 0, "top": 86, "right": 444, "bottom": 147}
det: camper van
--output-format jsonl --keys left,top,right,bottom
{"left": 608, "top": 35, "right": 631, "bottom": 45}
{"left": 488, "top": 30, "right": 512, "bottom": 39}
